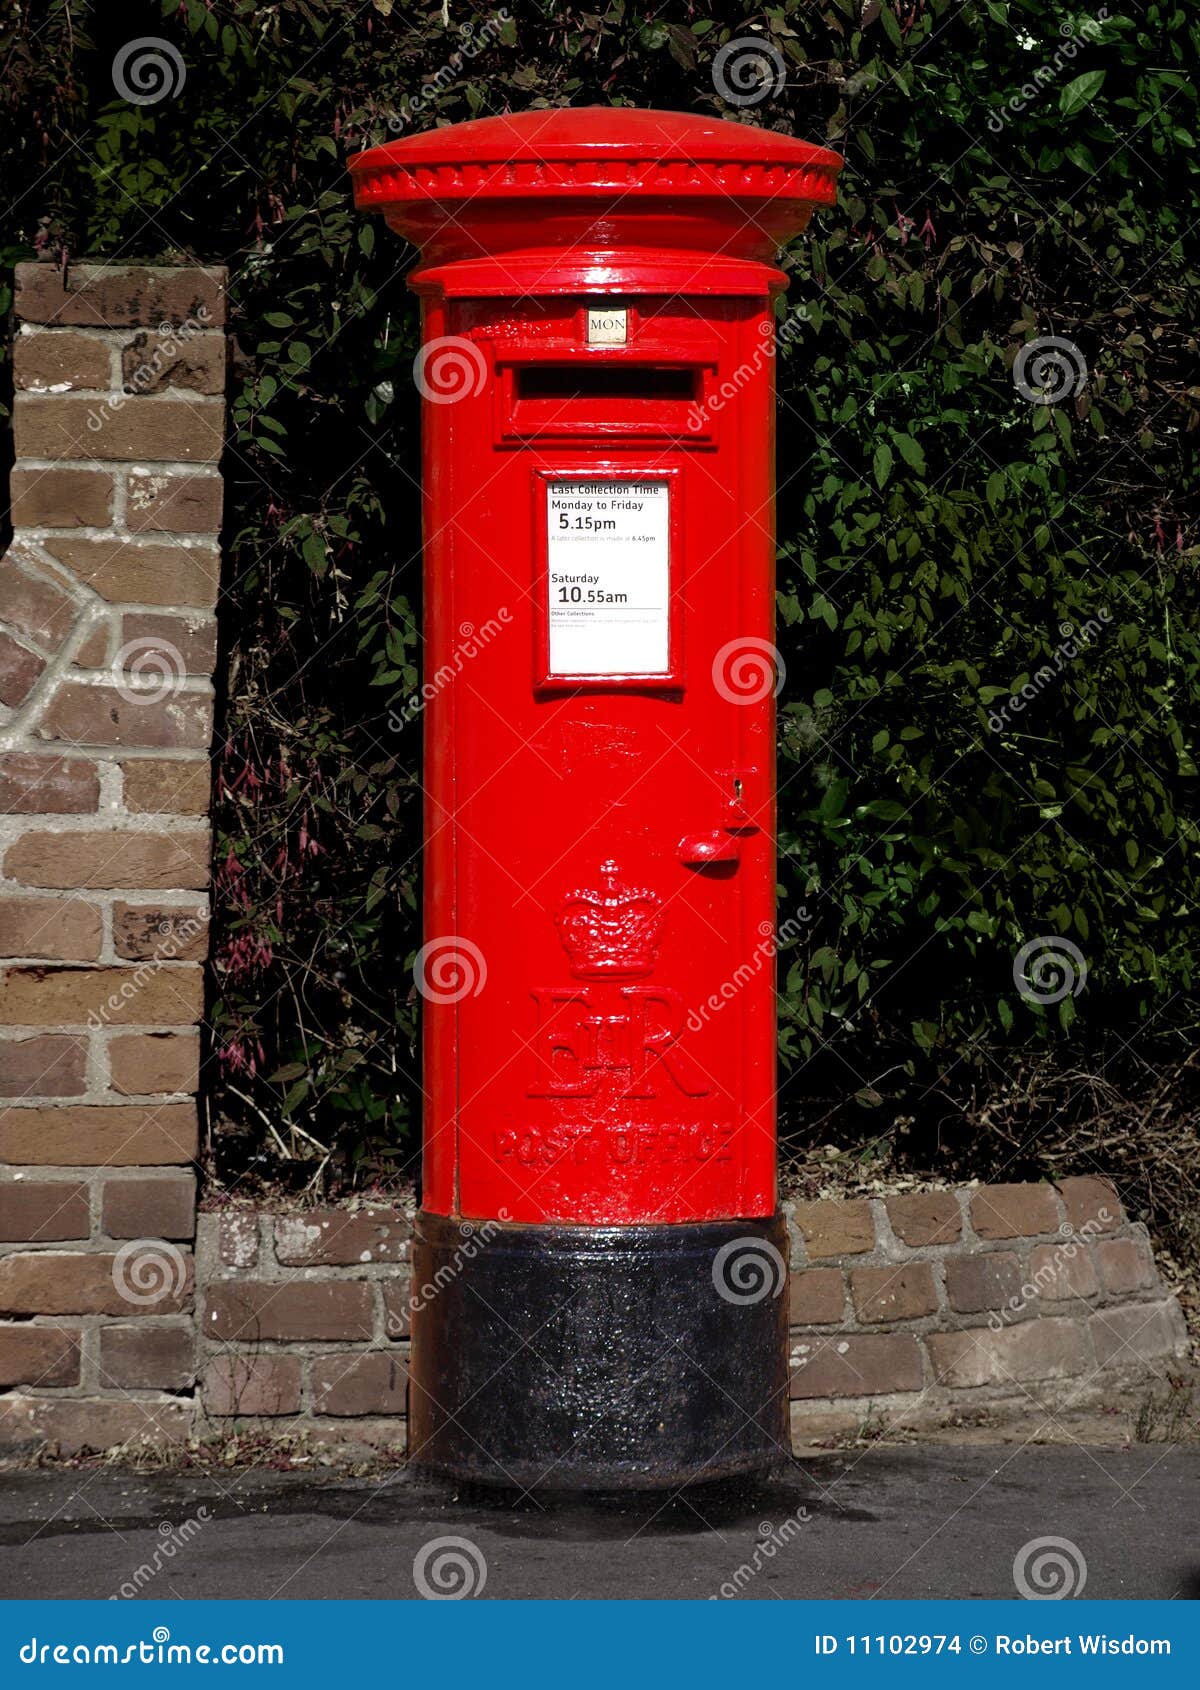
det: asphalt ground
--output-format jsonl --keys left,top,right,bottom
{"left": 0, "top": 1445, "right": 1195, "bottom": 1601}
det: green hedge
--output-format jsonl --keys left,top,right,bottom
{"left": 3, "top": 1, "right": 1198, "bottom": 1218}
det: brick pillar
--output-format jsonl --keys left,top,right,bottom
{"left": 0, "top": 263, "right": 226, "bottom": 1452}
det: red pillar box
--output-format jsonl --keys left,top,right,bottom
{"left": 351, "top": 109, "right": 840, "bottom": 1491}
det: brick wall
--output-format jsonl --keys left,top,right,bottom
{"left": 186, "top": 1181, "right": 1187, "bottom": 1458}
{"left": 787, "top": 1178, "right": 1188, "bottom": 1442}
{"left": 0, "top": 262, "right": 225, "bottom": 1452}
{"left": 195, "top": 1206, "right": 412, "bottom": 1447}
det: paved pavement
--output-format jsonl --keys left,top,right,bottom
{"left": 0, "top": 1446, "right": 1195, "bottom": 1601}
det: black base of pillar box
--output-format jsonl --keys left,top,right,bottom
{"left": 407, "top": 1210, "right": 790, "bottom": 1493}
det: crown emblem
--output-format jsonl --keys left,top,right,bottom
{"left": 555, "top": 860, "right": 664, "bottom": 980}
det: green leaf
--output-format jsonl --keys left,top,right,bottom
{"left": 269, "top": 1062, "right": 309, "bottom": 1083}
{"left": 1060, "top": 70, "right": 1106, "bottom": 118}
{"left": 302, "top": 533, "right": 329, "bottom": 575}
{"left": 893, "top": 433, "right": 926, "bottom": 474}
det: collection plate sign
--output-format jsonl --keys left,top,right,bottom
{"left": 546, "top": 479, "right": 670, "bottom": 676}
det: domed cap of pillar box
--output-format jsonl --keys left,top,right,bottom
{"left": 349, "top": 106, "right": 842, "bottom": 295}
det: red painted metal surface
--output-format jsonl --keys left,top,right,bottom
{"left": 351, "top": 109, "right": 841, "bottom": 1227}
